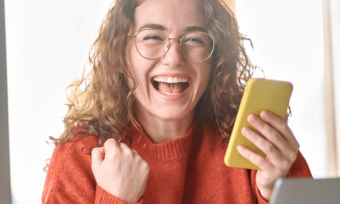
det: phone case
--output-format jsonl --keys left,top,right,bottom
{"left": 224, "top": 78, "right": 293, "bottom": 170}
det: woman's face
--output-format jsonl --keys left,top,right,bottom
{"left": 126, "top": 0, "right": 212, "bottom": 121}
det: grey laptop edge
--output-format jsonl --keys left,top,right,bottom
{"left": 270, "top": 178, "right": 340, "bottom": 204}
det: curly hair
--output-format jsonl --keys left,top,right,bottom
{"left": 50, "top": 0, "right": 255, "bottom": 147}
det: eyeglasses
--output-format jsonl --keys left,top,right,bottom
{"left": 127, "top": 29, "right": 215, "bottom": 63}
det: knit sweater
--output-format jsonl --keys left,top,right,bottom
{"left": 42, "top": 121, "right": 312, "bottom": 204}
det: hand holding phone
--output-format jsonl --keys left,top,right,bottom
{"left": 224, "top": 78, "right": 301, "bottom": 201}
{"left": 224, "top": 78, "right": 293, "bottom": 170}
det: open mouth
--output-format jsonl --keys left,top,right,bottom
{"left": 152, "top": 77, "right": 189, "bottom": 95}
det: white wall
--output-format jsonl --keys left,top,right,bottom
{"left": 5, "top": 1, "right": 112, "bottom": 203}
{"left": 5, "top": 0, "right": 326, "bottom": 203}
{"left": 236, "top": 0, "right": 326, "bottom": 178}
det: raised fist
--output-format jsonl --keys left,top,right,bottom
{"left": 91, "top": 138, "right": 149, "bottom": 203}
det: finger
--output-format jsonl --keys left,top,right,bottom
{"left": 260, "top": 111, "right": 299, "bottom": 149}
{"left": 104, "top": 138, "right": 121, "bottom": 158}
{"left": 237, "top": 145, "right": 273, "bottom": 171}
{"left": 119, "top": 143, "right": 135, "bottom": 158}
{"left": 246, "top": 115, "right": 291, "bottom": 152}
{"left": 284, "top": 113, "right": 289, "bottom": 122}
{"left": 242, "top": 127, "right": 286, "bottom": 167}
{"left": 131, "top": 149, "right": 139, "bottom": 155}
{"left": 91, "top": 146, "right": 105, "bottom": 165}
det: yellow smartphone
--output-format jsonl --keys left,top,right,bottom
{"left": 224, "top": 78, "right": 293, "bottom": 170}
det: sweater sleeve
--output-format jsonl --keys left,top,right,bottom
{"left": 42, "top": 136, "right": 143, "bottom": 204}
{"left": 250, "top": 151, "right": 312, "bottom": 204}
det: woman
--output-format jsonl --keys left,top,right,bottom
{"left": 42, "top": 0, "right": 311, "bottom": 203}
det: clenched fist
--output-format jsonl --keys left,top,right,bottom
{"left": 91, "top": 138, "right": 150, "bottom": 203}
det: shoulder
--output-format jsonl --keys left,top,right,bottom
{"left": 43, "top": 133, "right": 100, "bottom": 203}
{"left": 49, "top": 131, "right": 98, "bottom": 171}
{"left": 53, "top": 133, "right": 98, "bottom": 156}
{"left": 45, "top": 132, "right": 99, "bottom": 186}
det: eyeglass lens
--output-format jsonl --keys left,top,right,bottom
{"left": 135, "top": 29, "right": 214, "bottom": 63}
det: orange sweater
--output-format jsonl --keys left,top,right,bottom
{"left": 42, "top": 121, "right": 312, "bottom": 204}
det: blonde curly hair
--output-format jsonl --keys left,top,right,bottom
{"left": 50, "top": 0, "right": 255, "bottom": 147}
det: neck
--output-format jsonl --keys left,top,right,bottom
{"left": 135, "top": 108, "right": 195, "bottom": 143}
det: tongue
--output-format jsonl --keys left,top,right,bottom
{"left": 158, "top": 82, "right": 183, "bottom": 93}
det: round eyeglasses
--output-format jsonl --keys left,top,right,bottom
{"left": 127, "top": 29, "right": 215, "bottom": 63}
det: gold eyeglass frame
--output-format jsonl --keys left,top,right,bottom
{"left": 127, "top": 29, "right": 215, "bottom": 63}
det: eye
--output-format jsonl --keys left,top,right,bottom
{"left": 144, "top": 35, "right": 163, "bottom": 41}
{"left": 184, "top": 37, "right": 204, "bottom": 44}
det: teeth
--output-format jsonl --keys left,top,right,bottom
{"left": 167, "top": 78, "right": 172, "bottom": 83}
{"left": 161, "top": 92, "right": 180, "bottom": 95}
{"left": 153, "top": 77, "right": 189, "bottom": 83}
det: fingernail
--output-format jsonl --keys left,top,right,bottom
{"left": 237, "top": 146, "right": 244, "bottom": 151}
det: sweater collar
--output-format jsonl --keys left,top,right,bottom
{"left": 128, "top": 120, "right": 195, "bottom": 162}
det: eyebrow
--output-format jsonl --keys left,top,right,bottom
{"left": 137, "top": 24, "right": 167, "bottom": 33}
{"left": 136, "top": 23, "right": 208, "bottom": 34}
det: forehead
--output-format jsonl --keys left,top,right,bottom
{"left": 133, "top": 0, "right": 206, "bottom": 34}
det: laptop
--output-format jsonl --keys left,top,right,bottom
{"left": 270, "top": 178, "right": 340, "bottom": 204}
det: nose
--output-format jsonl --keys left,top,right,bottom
{"left": 161, "top": 38, "right": 186, "bottom": 67}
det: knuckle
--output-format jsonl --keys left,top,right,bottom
{"left": 105, "top": 138, "right": 116, "bottom": 145}
{"left": 132, "top": 149, "right": 139, "bottom": 156}
{"left": 125, "top": 150, "right": 133, "bottom": 158}
{"left": 256, "top": 120, "right": 265, "bottom": 129}
{"left": 104, "top": 138, "right": 116, "bottom": 149}
{"left": 108, "top": 148, "right": 120, "bottom": 158}
{"left": 254, "top": 156, "right": 265, "bottom": 166}
{"left": 278, "top": 118, "right": 286, "bottom": 127}
{"left": 135, "top": 155, "right": 142, "bottom": 162}
{"left": 91, "top": 147, "right": 98, "bottom": 155}
{"left": 249, "top": 153, "right": 260, "bottom": 164}
{"left": 265, "top": 143, "right": 275, "bottom": 154}
{"left": 270, "top": 132, "right": 280, "bottom": 142}
{"left": 142, "top": 161, "right": 150, "bottom": 172}
{"left": 279, "top": 121, "right": 290, "bottom": 132}
{"left": 247, "top": 130, "right": 256, "bottom": 141}
{"left": 288, "top": 151, "right": 297, "bottom": 162}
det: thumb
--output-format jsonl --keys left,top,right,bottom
{"left": 91, "top": 146, "right": 105, "bottom": 166}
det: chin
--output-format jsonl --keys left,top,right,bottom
{"left": 151, "top": 106, "right": 194, "bottom": 121}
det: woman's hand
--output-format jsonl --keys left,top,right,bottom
{"left": 91, "top": 138, "right": 150, "bottom": 203}
{"left": 237, "top": 110, "right": 299, "bottom": 201}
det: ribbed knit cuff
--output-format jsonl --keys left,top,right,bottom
{"left": 95, "top": 185, "right": 143, "bottom": 204}
{"left": 255, "top": 185, "right": 269, "bottom": 204}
